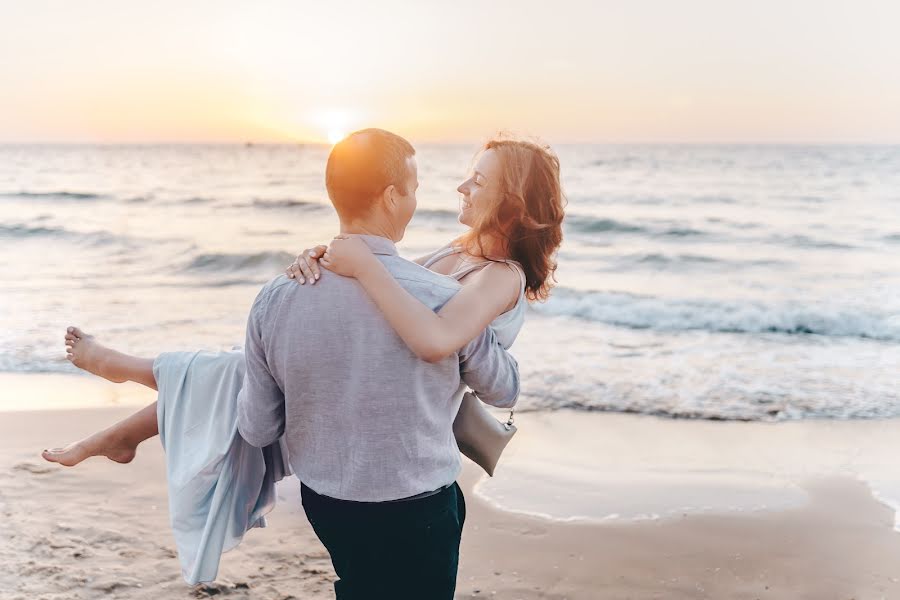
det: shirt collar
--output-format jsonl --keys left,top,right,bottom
{"left": 350, "top": 234, "right": 399, "bottom": 257}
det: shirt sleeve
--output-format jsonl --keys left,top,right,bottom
{"left": 237, "top": 287, "right": 286, "bottom": 448}
{"left": 458, "top": 326, "right": 520, "bottom": 409}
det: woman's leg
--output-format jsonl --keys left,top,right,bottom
{"left": 42, "top": 327, "right": 160, "bottom": 467}
{"left": 64, "top": 326, "right": 157, "bottom": 390}
{"left": 42, "top": 402, "right": 158, "bottom": 466}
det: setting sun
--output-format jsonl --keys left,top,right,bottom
{"left": 327, "top": 130, "right": 346, "bottom": 145}
{"left": 312, "top": 108, "right": 360, "bottom": 145}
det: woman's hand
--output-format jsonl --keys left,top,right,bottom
{"left": 285, "top": 245, "right": 327, "bottom": 285}
{"left": 320, "top": 235, "right": 378, "bottom": 278}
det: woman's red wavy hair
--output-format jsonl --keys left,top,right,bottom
{"left": 458, "top": 135, "right": 566, "bottom": 302}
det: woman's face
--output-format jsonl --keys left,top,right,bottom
{"left": 457, "top": 149, "right": 503, "bottom": 228}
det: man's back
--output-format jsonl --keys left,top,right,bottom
{"left": 237, "top": 235, "right": 519, "bottom": 501}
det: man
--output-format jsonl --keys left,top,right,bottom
{"left": 236, "top": 128, "right": 520, "bottom": 599}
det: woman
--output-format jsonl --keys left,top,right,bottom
{"left": 42, "top": 136, "right": 565, "bottom": 583}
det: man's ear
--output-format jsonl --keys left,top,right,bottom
{"left": 382, "top": 184, "right": 397, "bottom": 209}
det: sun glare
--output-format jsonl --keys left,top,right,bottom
{"left": 313, "top": 109, "right": 359, "bottom": 145}
{"left": 328, "top": 130, "right": 346, "bottom": 145}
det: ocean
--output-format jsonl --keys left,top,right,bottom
{"left": 2, "top": 143, "right": 898, "bottom": 421}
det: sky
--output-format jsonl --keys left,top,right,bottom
{"left": 1, "top": 0, "right": 899, "bottom": 144}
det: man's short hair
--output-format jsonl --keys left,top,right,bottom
{"left": 325, "top": 128, "right": 416, "bottom": 221}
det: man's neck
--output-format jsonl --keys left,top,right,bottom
{"left": 339, "top": 221, "right": 397, "bottom": 241}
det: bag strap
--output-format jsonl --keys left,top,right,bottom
{"left": 448, "top": 251, "right": 521, "bottom": 429}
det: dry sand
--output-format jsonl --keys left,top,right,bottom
{"left": 2, "top": 375, "right": 900, "bottom": 599}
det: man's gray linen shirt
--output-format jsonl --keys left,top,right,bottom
{"left": 236, "top": 234, "right": 520, "bottom": 502}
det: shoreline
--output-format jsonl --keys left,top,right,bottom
{"left": 5, "top": 372, "right": 900, "bottom": 531}
{"left": 5, "top": 373, "right": 900, "bottom": 531}
{"left": 474, "top": 408, "right": 900, "bottom": 532}
{"left": 4, "top": 374, "right": 900, "bottom": 598}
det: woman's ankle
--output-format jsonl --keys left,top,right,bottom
{"left": 96, "top": 350, "right": 130, "bottom": 384}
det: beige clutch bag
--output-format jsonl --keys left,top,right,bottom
{"left": 453, "top": 391, "right": 517, "bottom": 477}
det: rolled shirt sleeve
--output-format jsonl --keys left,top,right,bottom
{"left": 237, "top": 289, "right": 286, "bottom": 448}
{"left": 458, "top": 327, "right": 520, "bottom": 409}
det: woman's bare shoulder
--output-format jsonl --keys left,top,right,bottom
{"left": 471, "top": 261, "right": 522, "bottom": 311}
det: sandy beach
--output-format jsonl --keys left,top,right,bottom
{"left": 4, "top": 0, "right": 899, "bottom": 597}
{"left": 3, "top": 374, "right": 900, "bottom": 599}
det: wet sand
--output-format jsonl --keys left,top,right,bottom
{"left": 2, "top": 374, "right": 900, "bottom": 599}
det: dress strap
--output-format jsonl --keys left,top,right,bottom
{"left": 451, "top": 261, "right": 491, "bottom": 280}
{"left": 423, "top": 243, "right": 527, "bottom": 295}
{"left": 420, "top": 243, "right": 458, "bottom": 269}
{"left": 452, "top": 257, "right": 528, "bottom": 294}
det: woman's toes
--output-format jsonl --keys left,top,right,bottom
{"left": 42, "top": 448, "right": 66, "bottom": 464}
{"left": 41, "top": 443, "right": 90, "bottom": 467}
{"left": 69, "top": 326, "right": 86, "bottom": 338}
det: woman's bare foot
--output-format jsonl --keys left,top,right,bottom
{"left": 65, "top": 326, "right": 127, "bottom": 383}
{"left": 41, "top": 429, "right": 137, "bottom": 467}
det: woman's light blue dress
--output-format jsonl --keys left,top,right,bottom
{"left": 152, "top": 246, "right": 525, "bottom": 584}
{"left": 153, "top": 350, "right": 291, "bottom": 584}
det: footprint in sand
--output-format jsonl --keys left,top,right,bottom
{"left": 13, "top": 462, "right": 55, "bottom": 475}
{"left": 89, "top": 578, "right": 143, "bottom": 593}
{"left": 193, "top": 581, "right": 251, "bottom": 597}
